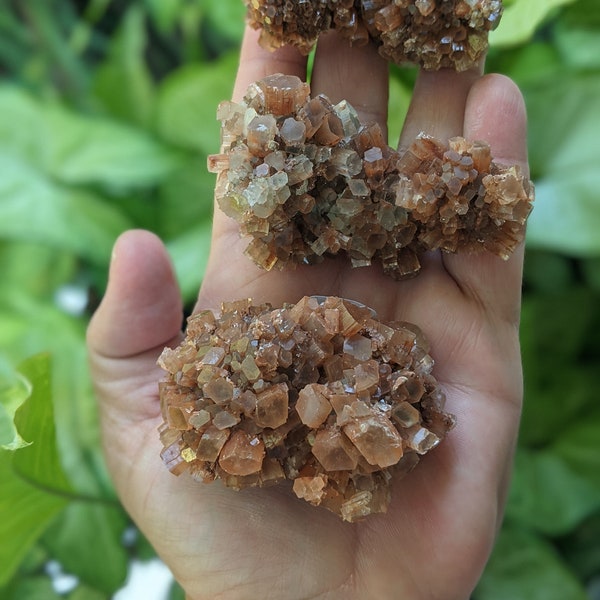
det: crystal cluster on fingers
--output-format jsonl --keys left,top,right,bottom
{"left": 245, "top": 0, "right": 504, "bottom": 71}
{"left": 158, "top": 296, "right": 454, "bottom": 521}
{"left": 208, "top": 74, "right": 534, "bottom": 280}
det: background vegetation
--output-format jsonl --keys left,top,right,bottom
{"left": 1, "top": 0, "right": 599, "bottom": 598}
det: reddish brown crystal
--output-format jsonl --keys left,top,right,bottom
{"left": 209, "top": 75, "right": 534, "bottom": 280}
{"left": 245, "top": 0, "right": 503, "bottom": 71}
{"left": 158, "top": 296, "right": 454, "bottom": 521}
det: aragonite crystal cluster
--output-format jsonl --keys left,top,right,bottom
{"left": 208, "top": 74, "right": 534, "bottom": 279}
{"left": 245, "top": 0, "right": 504, "bottom": 71}
{"left": 159, "top": 296, "right": 454, "bottom": 521}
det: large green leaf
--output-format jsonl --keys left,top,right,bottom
{"left": 475, "top": 526, "right": 588, "bottom": 600}
{"left": 93, "top": 6, "right": 156, "bottom": 127}
{"left": 559, "top": 511, "right": 600, "bottom": 582}
{"left": 506, "top": 449, "right": 600, "bottom": 536}
{"left": 0, "top": 297, "right": 111, "bottom": 498}
{"left": 523, "top": 250, "right": 574, "bottom": 294}
{"left": 198, "top": 0, "right": 246, "bottom": 43}
{"left": 0, "top": 454, "right": 66, "bottom": 586}
{"left": 0, "top": 151, "right": 131, "bottom": 266}
{"left": 166, "top": 221, "right": 213, "bottom": 304}
{"left": 0, "top": 359, "right": 32, "bottom": 451}
{"left": 0, "top": 85, "right": 178, "bottom": 190}
{"left": 42, "top": 503, "right": 128, "bottom": 595}
{"left": 555, "top": 23, "right": 600, "bottom": 70}
{"left": 388, "top": 75, "right": 412, "bottom": 149}
{"left": 528, "top": 174, "right": 600, "bottom": 256}
{"left": 0, "top": 242, "right": 77, "bottom": 302}
{"left": 67, "top": 585, "right": 107, "bottom": 600}
{"left": 155, "top": 54, "right": 238, "bottom": 153}
{"left": 490, "top": 0, "right": 578, "bottom": 47}
{"left": 144, "top": 0, "right": 185, "bottom": 32}
{"left": 157, "top": 157, "right": 214, "bottom": 240}
{"left": 0, "top": 576, "right": 62, "bottom": 600}
{"left": 12, "top": 354, "right": 73, "bottom": 495}
{"left": 43, "top": 105, "right": 179, "bottom": 189}
{"left": 0, "top": 355, "right": 69, "bottom": 586}
{"left": 519, "top": 290, "right": 599, "bottom": 446}
{"left": 552, "top": 413, "right": 600, "bottom": 489}
{"left": 525, "top": 74, "right": 600, "bottom": 256}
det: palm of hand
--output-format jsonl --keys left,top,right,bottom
{"left": 88, "top": 29, "right": 527, "bottom": 600}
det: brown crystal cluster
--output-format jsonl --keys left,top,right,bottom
{"left": 208, "top": 74, "right": 534, "bottom": 280}
{"left": 245, "top": 0, "right": 503, "bottom": 71}
{"left": 158, "top": 296, "right": 454, "bottom": 521}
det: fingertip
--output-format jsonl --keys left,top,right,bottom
{"left": 399, "top": 66, "right": 482, "bottom": 146}
{"left": 88, "top": 230, "right": 183, "bottom": 359}
{"left": 464, "top": 74, "right": 528, "bottom": 172}
{"left": 444, "top": 75, "right": 529, "bottom": 323}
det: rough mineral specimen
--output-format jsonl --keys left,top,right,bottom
{"left": 158, "top": 296, "right": 454, "bottom": 521}
{"left": 209, "top": 74, "right": 534, "bottom": 279}
{"left": 245, "top": 0, "right": 503, "bottom": 71}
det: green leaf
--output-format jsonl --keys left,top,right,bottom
{"left": 43, "top": 104, "right": 179, "bottom": 189}
{"left": 527, "top": 172, "right": 600, "bottom": 256}
{"left": 168, "top": 579, "right": 186, "bottom": 600}
{"left": 490, "top": 0, "right": 578, "bottom": 47}
{"left": 16, "top": 545, "right": 49, "bottom": 576}
{"left": 0, "top": 297, "right": 111, "bottom": 498}
{"left": 42, "top": 503, "right": 128, "bottom": 595}
{"left": 0, "top": 451, "right": 66, "bottom": 586}
{"left": 0, "top": 359, "right": 32, "bottom": 450}
{"left": 13, "top": 354, "right": 73, "bottom": 495}
{"left": 552, "top": 413, "right": 600, "bottom": 490}
{"left": 524, "top": 72, "right": 600, "bottom": 256}
{"left": 506, "top": 449, "right": 600, "bottom": 536}
{"left": 155, "top": 54, "right": 238, "bottom": 153}
{"left": 0, "top": 576, "right": 62, "bottom": 600}
{"left": 144, "top": 0, "right": 185, "bottom": 33}
{"left": 0, "top": 356, "right": 70, "bottom": 590}
{"left": 94, "top": 6, "right": 156, "bottom": 127}
{"left": 67, "top": 584, "right": 107, "bottom": 600}
{"left": 525, "top": 74, "right": 600, "bottom": 178}
{"left": 0, "top": 85, "right": 178, "bottom": 190}
{"left": 519, "top": 290, "right": 599, "bottom": 446}
{"left": 0, "top": 151, "right": 131, "bottom": 266}
{"left": 555, "top": 23, "right": 600, "bottom": 70}
{"left": 581, "top": 258, "right": 600, "bottom": 293}
{"left": 559, "top": 511, "right": 600, "bottom": 582}
{"left": 166, "top": 221, "right": 213, "bottom": 304}
{"left": 523, "top": 250, "right": 574, "bottom": 294}
{"left": 388, "top": 75, "right": 412, "bottom": 150}
{"left": 0, "top": 242, "right": 77, "bottom": 302}
{"left": 0, "top": 88, "right": 43, "bottom": 162}
{"left": 475, "top": 526, "right": 588, "bottom": 600}
{"left": 198, "top": 0, "right": 246, "bottom": 43}
{"left": 487, "top": 42, "right": 562, "bottom": 88}
{"left": 157, "top": 157, "right": 215, "bottom": 239}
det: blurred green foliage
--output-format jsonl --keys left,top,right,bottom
{"left": 0, "top": 0, "right": 599, "bottom": 598}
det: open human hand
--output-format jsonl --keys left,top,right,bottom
{"left": 87, "top": 26, "right": 528, "bottom": 600}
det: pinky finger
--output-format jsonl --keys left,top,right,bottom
{"left": 442, "top": 74, "right": 529, "bottom": 325}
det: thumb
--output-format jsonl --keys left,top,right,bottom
{"left": 87, "top": 230, "right": 183, "bottom": 420}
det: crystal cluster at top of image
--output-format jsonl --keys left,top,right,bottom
{"left": 208, "top": 74, "right": 534, "bottom": 280}
{"left": 158, "top": 296, "right": 455, "bottom": 521}
{"left": 245, "top": 0, "right": 504, "bottom": 71}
